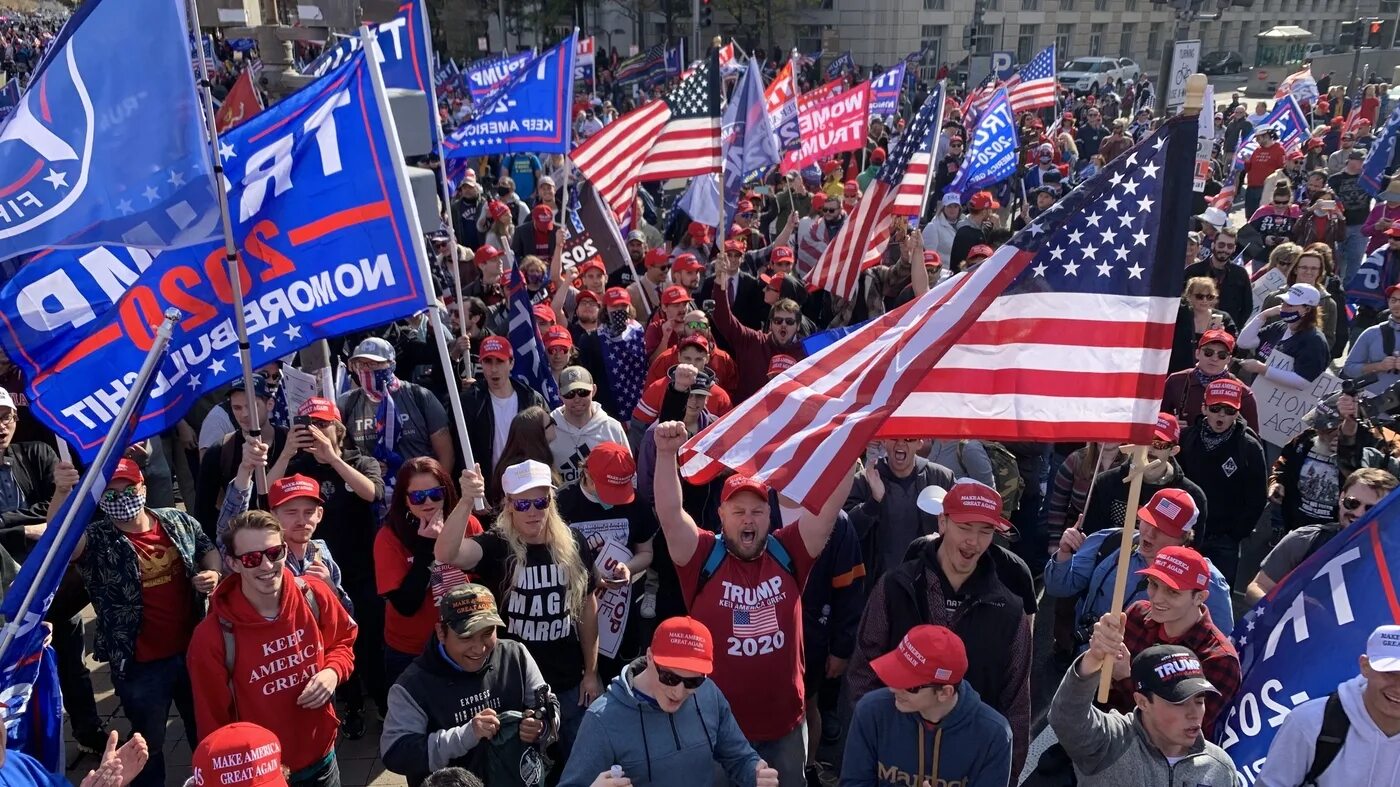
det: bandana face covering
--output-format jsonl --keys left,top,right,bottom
{"left": 357, "top": 365, "right": 399, "bottom": 402}
{"left": 607, "top": 309, "right": 629, "bottom": 334}
{"left": 99, "top": 489, "right": 145, "bottom": 521}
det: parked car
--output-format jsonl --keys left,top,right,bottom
{"left": 1200, "top": 50, "right": 1244, "bottom": 74}
{"left": 1058, "top": 57, "right": 1141, "bottom": 94}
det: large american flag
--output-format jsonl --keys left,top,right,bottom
{"left": 572, "top": 51, "right": 721, "bottom": 224}
{"left": 1006, "top": 44, "right": 1057, "bottom": 113}
{"left": 891, "top": 82, "right": 945, "bottom": 215}
{"left": 680, "top": 118, "right": 1193, "bottom": 513}
{"left": 809, "top": 87, "right": 943, "bottom": 301}
{"left": 733, "top": 605, "right": 780, "bottom": 637}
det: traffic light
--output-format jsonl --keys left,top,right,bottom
{"left": 699, "top": 0, "right": 713, "bottom": 28}
{"left": 1340, "top": 20, "right": 1359, "bottom": 47}
{"left": 965, "top": 25, "right": 977, "bottom": 51}
{"left": 1369, "top": 19, "right": 1385, "bottom": 47}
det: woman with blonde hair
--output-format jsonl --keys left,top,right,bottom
{"left": 435, "top": 458, "right": 600, "bottom": 765}
{"left": 1260, "top": 242, "right": 1344, "bottom": 352}
{"left": 1170, "top": 276, "right": 1238, "bottom": 371}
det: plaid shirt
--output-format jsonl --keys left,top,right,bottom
{"left": 1108, "top": 599, "right": 1241, "bottom": 732}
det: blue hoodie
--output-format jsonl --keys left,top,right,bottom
{"left": 841, "top": 683, "right": 1013, "bottom": 787}
{"left": 558, "top": 658, "right": 760, "bottom": 787}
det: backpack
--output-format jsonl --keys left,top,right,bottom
{"left": 479, "top": 710, "right": 550, "bottom": 786}
{"left": 695, "top": 533, "right": 796, "bottom": 596}
{"left": 959, "top": 440, "right": 1024, "bottom": 515}
{"left": 1303, "top": 691, "right": 1350, "bottom": 787}
{"left": 219, "top": 576, "right": 321, "bottom": 707}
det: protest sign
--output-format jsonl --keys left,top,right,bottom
{"left": 570, "top": 517, "right": 634, "bottom": 658}
{"left": 1251, "top": 350, "right": 1344, "bottom": 447}
{"left": 783, "top": 82, "right": 870, "bottom": 172}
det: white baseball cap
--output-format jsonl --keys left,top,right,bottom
{"left": 501, "top": 460, "right": 556, "bottom": 496}
{"left": 1368, "top": 625, "right": 1400, "bottom": 672}
{"left": 916, "top": 485, "right": 947, "bottom": 516}
{"left": 1281, "top": 283, "right": 1321, "bottom": 308}
{"left": 0, "top": 388, "right": 13, "bottom": 413}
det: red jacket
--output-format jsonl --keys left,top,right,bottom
{"left": 710, "top": 279, "right": 806, "bottom": 400}
{"left": 189, "top": 570, "right": 357, "bottom": 771}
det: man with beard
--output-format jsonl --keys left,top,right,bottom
{"left": 794, "top": 194, "right": 844, "bottom": 280}
{"left": 610, "top": 230, "right": 649, "bottom": 289}
{"left": 1183, "top": 228, "right": 1252, "bottom": 327}
{"left": 951, "top": 191, "right": 999, "bottom": 271}
{"left": 844, "top": 438, "right": 956, "bottom": 580}
{"left": 549, "top": 367, "right": 627, "bottom": 487}
{"left": 1176, "top": 379, "right": 1268, "bottom": 587}
{"left": 651, "top": 422, "right": 857, "bottom": 786}
{"left": 450, "top": 171, "right": 486, "bottom": 251}
{"left": 461, "top": 336, "right": 547, "bottom": 481}
{"left": 844, "top": 481, "right": 1033, "bottom": 779}
{"left": 1246, "top": 467, "right": 1398, "bottom": 604}
{"left": 711, "top": 262, "right": 806, "bottom": 401}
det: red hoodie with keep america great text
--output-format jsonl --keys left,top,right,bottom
{"left": 188, "top": 569, "right": 357, "bottom": 772}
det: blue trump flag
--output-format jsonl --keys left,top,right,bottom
{"left": 721, "top": 57, "right": 781, "bottom": 234}
{"left": 445, "top": 35, "right": 576, "bottom": 158}
{"left": 1217, "top": 487, "right": 1400, "bottom": 780}
{"left": 0, "top": 348, "right": 158, "bottom": 763}
{"left": 870, "top": 63, "right": 906, "bottom": 118}
{"left": 465, "top": 50, "right": 534, "bottom": 106}
{"left": 0, "top": 79, "right": 20, "bottom": 123}
{"left": 1362, "top": 102, "right": 1400, "bottom": 195}
{"left": 825, "top": 51, "right": 854, "bottom": 80}
{"left": 506, "top": 264, "right": 561, "bottom": 409}
{"left": 300, "top": 0, "right": 436, "bottom": 144}
{"left": 0, "top": 50, "right": 433, "bottom": 461}
{"left": 945, "top": 88, "right": 1019, "bottom": 201}
{"left": 0, "top": 0, "right": 219, "bottom": 259}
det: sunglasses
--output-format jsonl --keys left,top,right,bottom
{"left": 656, "top": 667, "right": 707, "bottom": 689}
{"left": 511, "top": 496, "right": 551, "bottom": 512}
{"left": 101, "top": 488, "right": 139, "bottom": 502}
{"left": 233, "top": 543, "right": 288, "bottom": 569}
{"left": 1342, "top": 495, "right": 1374, "bottom": 512}
{"left": 1150, "top": 439, "right": 1176, "bottom": 451}
{"left": 1199, "top": 347, "right": 1231, "bottom": 359}
{"left": 822, "top": 208, "right": 840, "bottom": 214}
{"left": 1207, "top": 404, "right": 1239, "bottom": 416}
{"left": 1192, "top": 293, "right": 1218, "bottom": 301}
{"left": 771, "top": 317, "right": 797, "bottom": 327}
{"left": 407, "top": 486, "right": 446, "bottom": 505}
{"left": 684, "top": 321, "right": 710, "bottom": 331}
{"left": 562, "top": 389, "right": 591, "bottom": 400}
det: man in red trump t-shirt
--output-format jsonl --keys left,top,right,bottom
{"left": 652, "top": 420, "right": 856, "bottom": 787}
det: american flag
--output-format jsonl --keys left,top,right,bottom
{"left": 733, "top": 605, "right": 780, "bottom": 637}
{"left": 961, "top": 77, "right": 999, "bottom": 127}
{"left": 680, "top": 118, "right": 1194, "bottom": 512}
{"left": 572, "top": 51, "right": 722, "bottom": 224}
{"left": 614, "top": 42, "right": 666, "bottom": 86}
{"left": 602, "top": 324, "right": 647, "bottom": 422}
{"left": 1005, "top": 44, "right": 1057, "bottom": 113}
{"left": 809, "top": 88, "right": 943, "bottom": 300}
{"left": 891, "top": 82, "right": 945, "bottom": 215}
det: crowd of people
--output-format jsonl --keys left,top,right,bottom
{"left": 8, "top": 18, "right": 1400, "bottom": 787}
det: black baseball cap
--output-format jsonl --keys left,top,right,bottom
{"left": 1131, "top": 645, "right": 1219, "bottom": 703}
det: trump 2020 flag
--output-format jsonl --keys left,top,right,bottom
{"left": 1217, "top": 488, "right": 1400, "bottom": 779}
{"left": 870, "top": 62, "right": 906, "bottom": 118}
{"left": 0, "top": 50, "right": 433, "bottom": 460}
{"left": 0, "top": 0, "right": 219, "bottom": 259}
{"left": 721, "top": 56, "right": 781, "bottom": 234}
{"left": 446, "top": 34, "right": 576, "bottom": 158}
{"left": 945, "top": 88, "right": 1019, "bottom": 201}
{"left": 465, "top": 50, "right": 535, "bottom": 106}
{"left": 506, "top": 263, "right": 561, "bottom": 409}
{"left": 0, "top": 355, "right": 158, "bottom": 759}
{"left": 825, "top": 51, "right": 854, "bottom": 80}
{"left": 1362, "top": 102, "right": 1400, "bottom": 195}
{"left": 301, "top": 0, "right": 436, "bottom": 142}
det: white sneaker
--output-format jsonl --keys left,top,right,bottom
{"left": 640, "top": 590, "right": 657, "bottom": 619}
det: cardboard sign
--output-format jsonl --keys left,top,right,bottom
{"left": 1252, "top": 350, "right": 1344, "bottom": 447}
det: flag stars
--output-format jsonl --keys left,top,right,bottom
{"left": 186, "top": 373, "right": 202, "bottom": 390}
{"left": 1114, "top": 246, "right": 1130, "bottom": 261}
{"left": 1096, "top": 260, "right": 1114, "bottom": 277}
{"left": 1049, "top": 245, "right": 1065, "bottom": 261}
{"left": 1085, "top": 212, "right": 1102, "bottom": 228}
{"left": 258, "top": 334, "right": 277, "bottom": 352}
{"left": 43, "top": 169, "right": 68, "bottom": 190}
{"left": 1122, "top": 178, "right": 1140, "bottom": 195}
{"left": 1141, "top": 162, "right": 1160, "bottom": 179}
{"left": 1118, "top": 212, "right": 1135, "bottom": 228}
{"left": 1127, "top": 262, "right": 1144, "bottom": 279}
{"left": 141, "top": 185, "right": 160, "bottom": 203}
{"left": 1109, "top": 171, "right": 1125, "bottom": 187}
{"left": 1062, "top": 260, "right": 1080, "bottom": 276}
{"left": 1081, "top": 243, "right": 1099, "bottom": 260}
{"left": 1138, "top": 196, "right": 1155, "bottom": 213}
{"left": 167, "top": 170, "right": 185, "bottom": 188}
{"left": 1133, "top": 229, "right": 1149, "bottom": 246}
{"left": 218, "top": 141, "right": 236, "bottom": 161}
{"left": 1099, "top": 227, "right": 1117, "bottom": 245}
{"left": 208, "top": 357, "right": 226, "bottom": 376}
{"left": 1067, "top": 229, "right": 1084, "bottom": 245}
{"left": 1104, "top": 195, "right": 1121, "bottom": 213}
{"left": 1032, "top": 262, "right": 1048, "bottom": 277}
{"left": 283, "top": 324, "right": 302, "bottom": 341}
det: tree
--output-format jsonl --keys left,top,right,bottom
{"left": 713, "top": 0, "right": 820, "bottom": 53}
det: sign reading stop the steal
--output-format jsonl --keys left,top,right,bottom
{"left": 1167, "top": 40, "right": 1201, "bottom": 112}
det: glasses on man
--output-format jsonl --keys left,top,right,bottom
{"left": 1342, "top": 495, "right": 1375, "bottom": 513}
{"left": 1150, "top": 439, "right": 1176, "bottom": 451}
{"left": 101, "top": 488, "right": 139, "bottom": 503}
{"left": 0, "top": 412, "right": 15, "bottom": 425}
{"left": 1199, "top": 347, "right": 1231, "bottom": 360}
{"left": 233, "top": 543, "right": 288, "bottom": 569}
{"left": 512, "top": 496, "right": 551, "bottom": 512}
{"left": 655, "top": 667, "right": 707, "bottom": 689}
{"left": 562, "top": 389, "right": 591, "bottom": 400}
{"left": 771, "top": 316, "right": 798, "bottom": 326}
{"left": 407, "top": 487, "right": 446, "bottom": 505}
{"left": 1206, "top": 404, "right": 1238, "bottom": 416}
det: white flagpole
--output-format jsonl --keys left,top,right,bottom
{"left": 360, "top": 26, "right": 483, "bottom": 509}
{"left": 0, "top": 310, "right": 179, "bottom": 666}
{"left": 186, "top": 0, "right": 268, "bottom": 494}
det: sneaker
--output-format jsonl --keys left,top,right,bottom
{"left": 639, "top": 589, "right": 657, "bottom": 619}
{"left": 74, "top": 727, "right": 109, "bottom": 756}
{"left": 340, "top": 710, "right": 366, "bottom": 741}
{"left": 805, "top": 765, "right": 822, "bottom": 787}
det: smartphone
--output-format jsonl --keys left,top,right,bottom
{"left": 1317, "top": 199, "right": 1336, "bottom": 212}
{"left": 293, "top": 414, "right": 313, "bottom": 427}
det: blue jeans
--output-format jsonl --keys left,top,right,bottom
{"left": 111, "top": 654, "right": 197, "bottom": 787}
{"left": 1341, "top": 224, "right": 1368, "bottom": 285}
{"left": 556, "top": 684, "right": 585, "bottom": 759}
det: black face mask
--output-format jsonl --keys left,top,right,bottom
{"left": 496, "top": 187, "right": 512, "bottom": 198}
